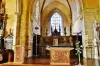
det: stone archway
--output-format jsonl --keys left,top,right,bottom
{"left": 41, "top": 1, "right": 72, "bottom": 36}
{"left": 45, "top": 8, "right": 69, "bottom": 36}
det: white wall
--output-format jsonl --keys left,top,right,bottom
{"left": 32, "top": 1, "right": 41, "bottom": 35}
{"left": 71, "top": 0, "right": 83, "bottom": 35}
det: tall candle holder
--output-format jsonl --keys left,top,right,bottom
{"left": 75, "top": 32, "right": 83, "bottom": 66}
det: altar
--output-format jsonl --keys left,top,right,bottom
{"left": 46, "top": 46, "right": 73, "bottom": 65}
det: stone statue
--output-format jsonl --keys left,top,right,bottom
{"left": 93, "top": 21, "right": 100, "bottom": 59}
{"left": 93, "top": 21, "right": 99, "bottom": 40}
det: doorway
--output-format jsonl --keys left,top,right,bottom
{"left": 32, "top": 34, "right": 41, "bottom": 57}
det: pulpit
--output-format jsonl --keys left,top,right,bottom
{"left": 46, "top": 47, "right": 73, "bottom": 65}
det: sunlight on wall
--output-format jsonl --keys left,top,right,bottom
{"left": 5, "top": 0, "right": 17, "bottom": 48}
{"left": 5, "top": 0, "right": 16, "bottom": 34}
{"left": 99, "top": 0, "right": 100, "bottom": 8}
{"left": 12, "top": 15, "right": 17, "bottom": 50}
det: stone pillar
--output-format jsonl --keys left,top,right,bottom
{"left": 27, "top": 0, "right": 37, "bottom": 57}
{"left": 14, "top": 0, "right": 32, "bottom": 63}
{"left": 14, "top": 45, "right": 25, "bottom": 63}
{"left": 27, "top": 12, "right": 33, "bottom": 58}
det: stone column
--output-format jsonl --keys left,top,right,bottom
{"left": 14, "top": 0, "right": 32, "bottom": 63}
{"left": 27, "top": 0, "right": 34, "bottom": 57}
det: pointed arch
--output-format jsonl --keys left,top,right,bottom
{"left": 50, "top": 12, "right": 64, "bottom": 36}
{"left": 41, "top": 1, "right": 72, "bottom": 36}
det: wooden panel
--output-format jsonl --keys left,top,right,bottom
{"left": 41, "top": 36, "right": 73, "bottom": 46}
{"left": 42, "top": 36, "right": 53, "bottom": 45}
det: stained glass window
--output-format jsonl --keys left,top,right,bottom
{"left": 50, "top": 12, "right": 64, "bottom": 35}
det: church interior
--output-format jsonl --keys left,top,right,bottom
{"left": 0, "top": 0, "right": 100, "bottom": 66}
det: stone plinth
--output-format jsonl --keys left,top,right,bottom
{"left": 46, "top": 47, "right": 73, "bottom": 65}
{"left": 14, "top": 45, "right": 25, "bottom": 63}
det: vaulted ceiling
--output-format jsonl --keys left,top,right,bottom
{"left": 39, "top": 0, "right": 100, "bottom": 8}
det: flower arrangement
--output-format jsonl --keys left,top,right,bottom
{"left": 75, "top": 40, "right": 83, "bottom": 66}
{"left": 76, "top": 40, "right": 81, "bottom": 55}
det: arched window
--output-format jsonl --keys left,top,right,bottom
{"left": 50, "top": 12, "right": 64, "bottom": 36}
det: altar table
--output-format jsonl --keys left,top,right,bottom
{"left": 46, "top": 47, "right": 73, "bottom": 65}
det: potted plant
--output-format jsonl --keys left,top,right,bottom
{"left": 75, "top": 40, "right": 83, "bottom": 66}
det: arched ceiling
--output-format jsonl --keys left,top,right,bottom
{"left": 41, "top": 1, "right": 71, "bottom": 25}
{"left": 41, "top": 1, "right": 71, "bottom": 36}
{"left": 39, "top": 0, "right": 100, "bottom": 9}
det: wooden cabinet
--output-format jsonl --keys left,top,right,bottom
{"left": 0, "top": 49, "right": 14, "bottom": 63}
{"left": 41, "top": 36, "right": 73, "bottom": 46}
{"left": 0, "top": 49, "right": 8, "bottom": 63}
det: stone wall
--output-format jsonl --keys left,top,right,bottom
{"left": 84, "top": 8, "right": 99, "bottom": 58}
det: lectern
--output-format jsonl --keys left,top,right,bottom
{"left": 46, "top": 47, "right": 73, "bottom": 65}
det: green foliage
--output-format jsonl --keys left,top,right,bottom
{"left": 75, "top": 40, "right": 82, "bottom": 55}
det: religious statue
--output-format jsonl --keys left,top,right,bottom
{"left": 93, "top": 21, "right": 100, "bottom": 59}
{"left": 93, "top": 21, "right": 99, "bottom": 40}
